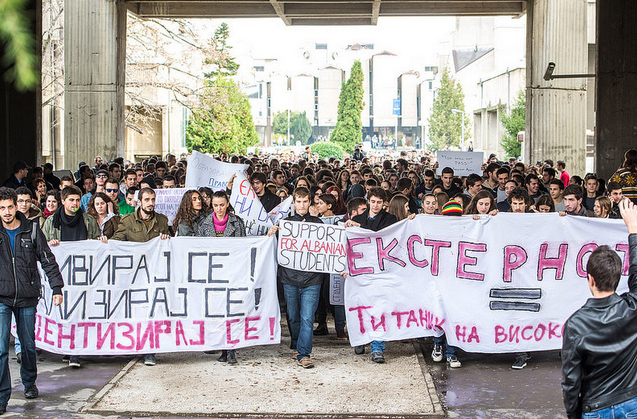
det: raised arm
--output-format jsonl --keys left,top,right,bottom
{"left": 620, "top": 199, "right": 637, "bottom": 293}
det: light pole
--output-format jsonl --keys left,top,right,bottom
{"left": 451, "top": 109, "right": 465, "bottom": 150}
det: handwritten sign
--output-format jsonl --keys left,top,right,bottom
{"left": 36, "top": 237, "right": 280, "bottom": 355}
{"left": 230, "top": 173, "right": 273, "bottom": 236}
{"left": 329, "top": 273, "right": 345, "bottom": 305}
{"left": 345, "top": 214, "right": 629, "bottom": 352}
{"left": 153, "top": 188, "right": 187, "bottom": 226}
{"left": 185, "top": 150, "right": 248, "bottom": 191}
{"left": 278, "top": 220, "right": 347, "bottom": 274}
{"left": 436, "top": 151, "right": 484, "bottom": 177}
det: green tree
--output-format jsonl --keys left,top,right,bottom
{"left": 331, "top": 60, "right": 364, "bottom": 152}
{"left": 203, "top": 22, "right": 239, "bottom": 78}
{"left": 272, "top": 111, "right": 312, "bottom": 145}
{"left": 186, "top": 23, "right": 258, "bottom": 154}
{"left": 427, "top": 67, "right": 471, "bottom": 152}
{"left": 186, "top": 77, "right": 258, "bottom": 154}
{"left": 0, "top": 0, "right": 38, "bottom": 90}
{"left": 500, "top": 90, "right": 525, "bottom": 158}
{"left": 311, "top": 141, "right": 344, "bottom": 160}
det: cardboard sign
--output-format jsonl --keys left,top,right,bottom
{"left": 436, "top": 151, "right": 484, "bottom": 177}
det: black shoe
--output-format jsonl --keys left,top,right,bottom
{"left": 371, "top": 351, "right": 385, "bottom": 363}
{"left": 62, "top": 355, "right": 70, "bottom": 361}
{"left": 313, "top": 324, "right": 329, "bottom": 336}
{"left": 68, "top": 356, "right": 81, "bottom": 368}
{"left": 24, "top": 385, "right": 39, "bottom": 399}
{"left": 144, "top": 354, "right": 156, "bottom": 366}
{"left": 16, "top": 352, "right": 21, "bottom": 364}
{"left": 203, "top": 350, "right": 216, "bottom": 355}
{"left": 218, "top": 350, "right": 228, "bottom": 362}
{"left": 227, "top": 350, "right": 237, "bottom": 364}
{"left": 0, "top": 404, "right": 5, "bottom": 414}
{"left": 354, "top": 345, "right": 365, "bottom": 355}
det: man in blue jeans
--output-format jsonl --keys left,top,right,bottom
{"left": 562, "top": 199, "right": 637, "bottom": 419}
{"left": 0, "top": 187, "right": 64, "bottom": 414}
{"left": 268, "top": 187, "right": 323, "bottom": 368}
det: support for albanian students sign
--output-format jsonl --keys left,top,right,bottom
{"left": 345, "top": 214, "right": 630, "bottom": 352}
{"left": 36, "top": 237, "right": 280, "bottom": 355}
{"left": 277, "top": 220, "right": 347, "bottom": 274}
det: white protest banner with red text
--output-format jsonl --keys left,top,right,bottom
{"left": 230, "top": 173, "right": 273, "bottom": 235}
{"left": 278, "top": 220, "right": 347, "bottom": 274}
{"left": 345, "top": 214, "right": 630, "bottom": 352}
{"left": 185, "top": 150, "right": 248, "bottom": 190}
{"left": 37, "top": 236, "right": 280, "bottom": 355}
{"left": 269, "top": 196, "right": 293, "bottom": 225}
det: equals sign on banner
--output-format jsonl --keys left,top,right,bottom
{"left": 489, "top": 288, "right": 542, "bottom": 312}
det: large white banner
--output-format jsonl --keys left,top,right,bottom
{"left": 345, "top": 214, "right": 630, "bottom": 352}
{"left": 185, "top": 150, "right": 248, "bottom": 190}
{"left": 36, "top": 237, "right": 280, "bottom": 355}
{"left": 436, "top": 151, "right": 484, "bottom": 177}
{"left": 278, "top": 220, "right": 347, "bottom": 274}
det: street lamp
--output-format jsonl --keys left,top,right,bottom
{"left": 451, "top": 109, "right": 465, "bottom": 150}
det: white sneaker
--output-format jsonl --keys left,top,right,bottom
{"left": 447, "top": 356, "right": 462, "bottom": 368}
{"left": 431, "top": 344, "right": 444, "bottom": 363}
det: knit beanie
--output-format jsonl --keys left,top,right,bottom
{"left": 441, "top": 200, "right": 463, "bottom": 216}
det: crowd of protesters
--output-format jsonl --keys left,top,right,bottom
{"left": 1, "top": 146, "right": 637, "bottom": 413}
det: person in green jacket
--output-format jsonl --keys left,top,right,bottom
{"left": 105, "top": 178, "right": 135, "bottom": 215}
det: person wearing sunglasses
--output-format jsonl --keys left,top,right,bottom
{"left": 105, "top": 178, "right": 134, "bottom": 215}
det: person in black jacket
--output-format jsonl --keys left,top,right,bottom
{"left": 250, "top": 172, "right": 281, "bottom": 213}
{"left": 345, "top": 187, "right": 397, "bottom": 363}
{"left": 0, "top": 187, "right": 64, "bottom": 413}
{"left": 268, "top": 187, "right": 323, "bottom": 369}
{"left": 2, "top": 161, "right": 30, "bottom": 190}
{"left": 562, "top": 199, "right": 637, "bottom": 419}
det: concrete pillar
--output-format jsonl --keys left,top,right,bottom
{"left": 595, "top": 0, "right": 637, "bottom": 180}
{"left": 525, "top": 0, "right": 588, "bottom": 177}
{"left": 65, "top": 0, "right": 126, "bottom": 168}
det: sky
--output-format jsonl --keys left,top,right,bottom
{"left": 190, "top": 17, "right": 456, "bottom": 79}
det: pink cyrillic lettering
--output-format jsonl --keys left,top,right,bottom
{"left": 57, "top": 324, "right": 76, "bottom": 349}
{"left": 407, "top": 235, "right": 429, "bottom": 268}
{"left": 537, "top": 243, "right": 568, "bottom": 281}
{"left": 348, "top": 305, "right": 372, "bottom": 333}
{"left": 116, "top": 322, "right": 135, "bottom": 350}
{"left": 456, "top": 242, "right": 486, "bottom": 281}
{"left": 576, "top": 243, "right": 598, "bottom": 278}
{"left": 503, "top": 245, "right": 527, "bottom": 282}
{"left": 226, "top": 319, "right": 241, "bottom": 345}
{"left": 347, "top": 238, "right": 374, "bottom": 275}
{"left": 424, "top": 240, "right": 452, "bottom": 276}
{"left": 376, "top": 238, "right": 406, "bottom": 270}
{"left": 189, "top": 320, "right": 205, "bottom": 345}
{"left": 245, "top": 316, "right": 260, "bottom": 341}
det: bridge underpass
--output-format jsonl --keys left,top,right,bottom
{"left": 1, "top": 0, "right": 635, "bottom": 180}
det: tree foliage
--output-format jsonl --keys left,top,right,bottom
{"left": 203, "top": 22, "right": 239, "bottom": 79}
{"left": 0, "top": 0, "right": 38, "bottom": 90}
{"left": 311, "top": 141, "right": 344, "bottom": 160}
{"left": 331, "top": 60, "right": 364, "bottom": 152}
{"left": 186, "top": 77, "right": 258, "bottom": 154}
{"left": 272, "top": 110, "right": 312, "bottom": 145}
{"left": 500, "top": 90, "right": 525, "bottom": 158}
{"left": 186, "top": 23, "right": 258, "bottom": 154}
{"left": 427, "top": 67, "right": 471, "bottom": 152}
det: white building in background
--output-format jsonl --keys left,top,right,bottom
{"left": 433, "top": 16, "right": 527, "bottom": 159}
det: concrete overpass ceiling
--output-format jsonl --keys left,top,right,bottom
{"left": 127, "top": 1, "right": 527, "bottom": 23}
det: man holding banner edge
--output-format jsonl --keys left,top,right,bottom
{"left": 268, "top": 187, "right": 323, "bottom": 369}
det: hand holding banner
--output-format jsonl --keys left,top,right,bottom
{"left": 185, "top": 150, "right": 248, "bottom": 190}
{"left": 277, "top": 220, "right": 347, "bottom": 274}
{"left": 230, "top": 173, "right": 273, "bottom": 235}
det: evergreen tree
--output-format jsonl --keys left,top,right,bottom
{"left": 331, "top": 60, "right": 364, "bottom": 152}
{"left": 186, "top": 23, "right": 258, "bottom": 154}
{"left": 204, "top": 22, "right": 239, "bottom": 78}
{"left": 500, "top": 90, "right": 525, "bottom": 158}
{"left": 427, "top": 67, "right": 471, "bottom": 152}
{"left": 273, "top": 110, "right": 312, "bottom": 145}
